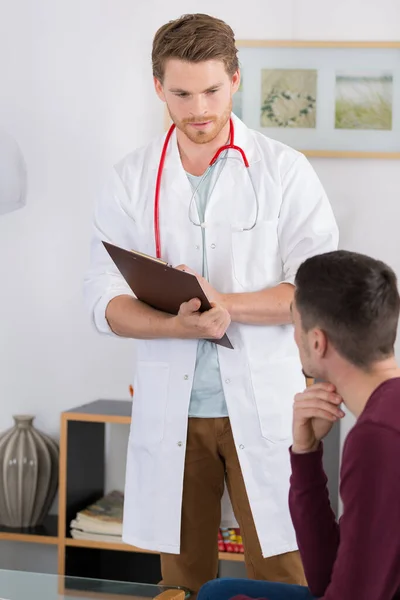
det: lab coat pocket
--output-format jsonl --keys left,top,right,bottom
{"left": 231, "top": 220, "right": 282, "bottom": 290}
{"left": 251, "top": 357, "right": 304, "bottom": 444}
{"left": 130, "top": 361, "right": 170, "bottom": 446}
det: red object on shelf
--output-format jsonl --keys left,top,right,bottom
{"left": 218, "top": 529, "right": 226, "bottom": 552}
{"left": 219, "top": 527, "right": 244, "bottom": 554}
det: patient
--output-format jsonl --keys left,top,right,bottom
{"left": 197, "top": 250, "right": 400, "bottom": 600}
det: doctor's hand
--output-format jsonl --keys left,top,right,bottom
{"left": 292, "top": 382, "right": 345, "bottom": 454}
{"left": 173, "top": 297, "right": 231, "bottom": 341}
{"left": 175, "top": 264, "right": 224, "bottom": 306}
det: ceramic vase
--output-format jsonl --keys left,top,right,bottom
{"left": 0, "top": 415, "right": 59, "bottom": 528}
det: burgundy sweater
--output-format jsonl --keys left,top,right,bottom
{"left": 289, "top": 377, "right": 400, "bottom": 599}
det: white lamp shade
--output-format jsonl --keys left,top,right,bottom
{"left": 0, "top": 129, "right": 27, "bottom": 215}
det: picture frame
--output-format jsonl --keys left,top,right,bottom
{"left": 164, "top": 41, "right": 400, "bottom": 159}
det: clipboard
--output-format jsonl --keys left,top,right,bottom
{"left": 102, "top": 241, "right": 234, "bottom": 349}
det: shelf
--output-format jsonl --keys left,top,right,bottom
{"left": 218, "top": 552, "right": 245, "bottom": 562}
{"left": 64, "top": 400, "right": 132, "bottom": 425}
{"left": 65, "top": 538, "right": 244, "bottom": 561}
{"left": 65, "top": 538, "right": 157, "bottom": 554}
{"left": 0, "top": 514, "right": 58, "bottom": 544}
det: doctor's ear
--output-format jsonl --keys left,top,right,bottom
{"left": 231, "top": 70, "right": 240, "bottom": 93}
{"left": 154, "top": 77, "right": 166, "bottom": 102}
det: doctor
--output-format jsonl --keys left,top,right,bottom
{"left": 84, "top": 13, "right": 338, "bottom": 594}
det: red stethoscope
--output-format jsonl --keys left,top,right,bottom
{"left": 154, "top": 118, "right": 252, "bottom": 259}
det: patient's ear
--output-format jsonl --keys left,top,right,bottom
{"left": 313, "top": 328, "right": 328, "bottom": 358}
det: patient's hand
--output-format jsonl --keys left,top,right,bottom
{"left": 292, "top": 382, "right": 345, "bottom": 454}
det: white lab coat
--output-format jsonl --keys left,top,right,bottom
{"left": 84, "top": 114, "right": 339, "bottom": 557}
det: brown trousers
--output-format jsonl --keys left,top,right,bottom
{"left": 161, "top": 418, "right": 306, "bottom": 592}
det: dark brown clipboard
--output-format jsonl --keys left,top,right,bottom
{"left": 102, "top": 241, "right": 234, "bottom": 349}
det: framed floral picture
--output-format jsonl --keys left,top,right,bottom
{"left": 234, "top": 40, "right": 400, "bottom": 158}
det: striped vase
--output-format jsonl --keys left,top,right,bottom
{"left": 0, "top": 415, "right": 59, "bottom": 528}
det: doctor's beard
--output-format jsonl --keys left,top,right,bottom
{"left": 167, "top": 100, "right": 232, "bottom": 145}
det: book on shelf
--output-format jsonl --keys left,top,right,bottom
{"left": 70, "top": 529, "right": 123, "bottom": 544}
{"left": 70, "top": 490, "right": 123, "bottom": 538}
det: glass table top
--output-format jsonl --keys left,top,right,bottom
{"left": 0, "top": 569, "right": 191, "bottom": 600}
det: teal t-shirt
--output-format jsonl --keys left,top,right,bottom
{"left": 186, "top": 170, "right": 229, "bottom": 418}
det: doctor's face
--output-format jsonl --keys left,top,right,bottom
{"left": 154, "top": 59, "right": 240, "bottom": 144}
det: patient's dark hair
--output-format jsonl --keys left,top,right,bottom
{"left": 295, "top": 250, "right": 400, "bottom": 369}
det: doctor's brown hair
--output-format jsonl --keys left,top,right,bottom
{"left": 152, "top": 14, "right": 239, "bottom": 82}
{"left": 295, "top": 250, "right": 400, "bottom": 369}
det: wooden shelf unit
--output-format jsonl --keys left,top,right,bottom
{"left": 0, "top": 400, "right": 244, "bottom": 582}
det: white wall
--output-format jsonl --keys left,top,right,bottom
{"left": 0, "top": 0, "right": 399, "bottom": 575}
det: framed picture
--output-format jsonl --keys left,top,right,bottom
{"left": 164, "top": 41, "right": 400, "bottom": 159}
